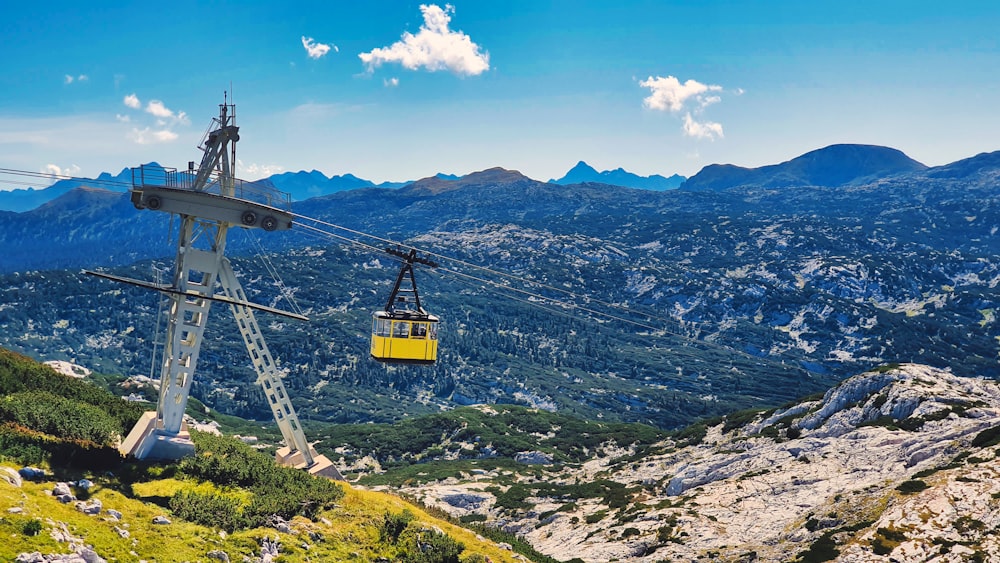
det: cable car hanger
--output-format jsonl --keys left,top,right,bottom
{"left": 382, "top": 246, "right": 438, "bottom": 317}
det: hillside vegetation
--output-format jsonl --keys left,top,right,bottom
{"left": 0, "top": 348, "right": 531, "bottom": 562}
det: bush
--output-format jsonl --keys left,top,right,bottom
{"left": 0, "top": 391, "right": 123, "bottom": 445}
{"left": 0, "top": 422, "right": 123, "bottom": 469}
{"left": 22, "top": 519, "right": 42, "bottom": 536}
{"left": 380, "top": 509, "right": 415, "bottom": 543}
{"left": 173, "top": 432, "right": 344, "bottom": 530}
{"left": 971, "top": 425, "right": 1000, "bottom": 448}
{"left": 896, "top": 480, "right": 929, "bottom": 495}
{"left": 402, "top": 528, "right": 464, "bottom": 563}
{"left": 169, "top": 490, "right": 247, "bottom": 532}
{"left": 796, "top": 531, "right": 839, "bottom": 562}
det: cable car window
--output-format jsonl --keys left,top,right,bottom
{"left": 393, "top": 321, "right": 410, "bottom": 338}
{"left": 429, "top": 323, "right": 438, "bottom": 340}
{"left": 411, "top": 322, "right": 427, "bottom": 338}
{"left": 373, "top": 318, "right": 391, "bottom": 337}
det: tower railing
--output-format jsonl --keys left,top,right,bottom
{"left": 131, "top": 164, "right": 291, "bottom": 211}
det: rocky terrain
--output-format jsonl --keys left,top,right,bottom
{"left": 390, "top": 364, "right": 1000, "bottom": 562}
{"left": 0, "top": 143, "right": 997, "bottom": 433}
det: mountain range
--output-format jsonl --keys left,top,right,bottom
{"left": 0, "top": 160, "right": 679, "bottom": 212}
{"left": 0, "top": 143, "right": 998, "bottom": 435}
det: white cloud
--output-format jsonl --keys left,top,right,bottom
{"left": 640, "top": 75, "right": 722, "bottom": 112}
{"left": 384, "top": 77, "right": 400, "bottom": 87}
{"left": 64, "top": 75, "right": 74, "bottom": 85}
{"left": 124, "top": 94, "right": 141, "bottom": 109}
{"left": 78, "top": 74, "right": 88, "bottom": 82}
{"left": 302, "top": 36, "right": 336, "bottom": 59}
{"left": 359, "top": 4, "right": 489, "bottom": 76}
{"left": 145, "top": 100, "right": 174, "bottom": 118}
{"left": 65, "top": 74, "right": 88, "bottom": 85}
{"left": 683, "top": 113, "right": 724, "bottom": 140}
{"left": 41, "top": 163, "right": 81, "bottom": 177}
{"left": 239, "top": 160, "right": 285, "bottom": 178}
{"left": 115, "top": 114, "right": 131, "bottom": 123}
{"left": 128, "top": 127, "right": 179, "bottom": 144}
{"left": 143, "top": 100, "right": 190, "bottom": 127}
{"left": 641, "top": 75, "right": 732, "bottom": 140}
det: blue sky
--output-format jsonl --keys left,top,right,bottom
{"left": 1, "top": 1, "right": 998, "bottom": 186}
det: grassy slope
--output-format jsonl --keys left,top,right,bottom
{"left": 0, "top": 346, "right": 527, "bottom": 562}
{"left": 0, "top": 467, "right": 524, "bottom": 561}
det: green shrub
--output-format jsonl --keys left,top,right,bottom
{"left": 401, "top": 528, "right": 464, "bottom": 563}
{"left": 0, "top": 390, "right": 122, "bottom": 445}
{"left": 380, "top": 509, "right": 415, "bottom": 543}
{"left": 0, "top": 422, "right": 123, "bottom": 469}
{"left": 971, "top": 425, "right": 1000, "bottom": 448}
{"left": 896, "top": 480, "right": 929, "bottom": 495}
{"left": 21, "top": 519, "right": 42, "bottom": 536}
{"left": 796, "top": 531, "right": 839, "bottom": 562}
{"left": 173, "top": 432, "right": 344, "bottom": 529}
{"left": 168, "top": 490, "right": 247, "bottom": 532}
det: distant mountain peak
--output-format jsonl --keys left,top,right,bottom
{"left": 682, "top": 143, "right": 927, "bottom": 191}
{"left": 405, "top": 167, "right": 532, "bottom": 195}
{"left": 551, "top": 162, "right": 685, "bottom": 190}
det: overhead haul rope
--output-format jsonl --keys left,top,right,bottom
{"left": 292, "top": 214, "right": 692, "bottom": 332}
{"left": 294, "top": 218, "right": 704, "bottom": 337}
{"left": 0, "top": 166, "right": 803, "bottom": 369}
{"left": 0, "top": 166, "right": 737, "bottom": 344}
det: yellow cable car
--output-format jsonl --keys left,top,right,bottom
{"left": 371, "top": 248, "right": 439, "bottom": 365}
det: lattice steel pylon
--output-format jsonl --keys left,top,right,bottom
{"left": 102, "top": 98, "right": 339, "bottom": 478}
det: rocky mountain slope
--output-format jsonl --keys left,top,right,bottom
{"left": 391, "top": 364, "right": 1000, "bottom": 562}
{"left": 0, "top": 145, "right": 997, "bottom": 432}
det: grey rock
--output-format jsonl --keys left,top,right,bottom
{"left": 152, "top": 515, "right": 171, "bottom": 524}
{"left": 18, "top": 467, "right": 45, "bottom": 480}
{"left": 1, "top": 467, "right": 22, "bottom": 487}
{"left": 207, "top": 550, "right": 230, "bottom": 562}
{"left": 514, "top": 451, "right": 553, "bottom": 465}
{"left": 53, "top": 483, "right": 73, "bottom": 497}
{"left": 442, "top": 493, "right": 488, "bottom": 509}
{"left": 75, "top": 498, "right": 102, "bottom": 515}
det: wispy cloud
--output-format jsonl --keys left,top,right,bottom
{"left": 41, "top": 163, "right": 81, "bottom": 177}
{"left": 384, "top": 77, "right": 400, "bottom": 88}
{"left": 117, "top": 95, "right": 189, "bottom": 144}
{"left": 359, "top": 4, "right": 489, "bottom": 76}
{"left": 238, "top": 160, "right": 285, "bottom": 178}
{"left": 302, "top": 36, "right": 337, "bottom": 59}
{"left": 683, "top": 113, "right": 724, "bottom": 140}
{"left": 128, "top": 127, "right": 179, "bottom": 144}
{"left": 144, "top": 100, "right": 189, "bottom": 127}
{"left": 640, "top": 75, "right": 730, "bottom": 140}
{"left": 64, "top": 74, "right": 88, "bottom": 85}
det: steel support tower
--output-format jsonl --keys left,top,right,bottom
{"left": 110, "top": 99, "right": 339, "bottom": 478}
